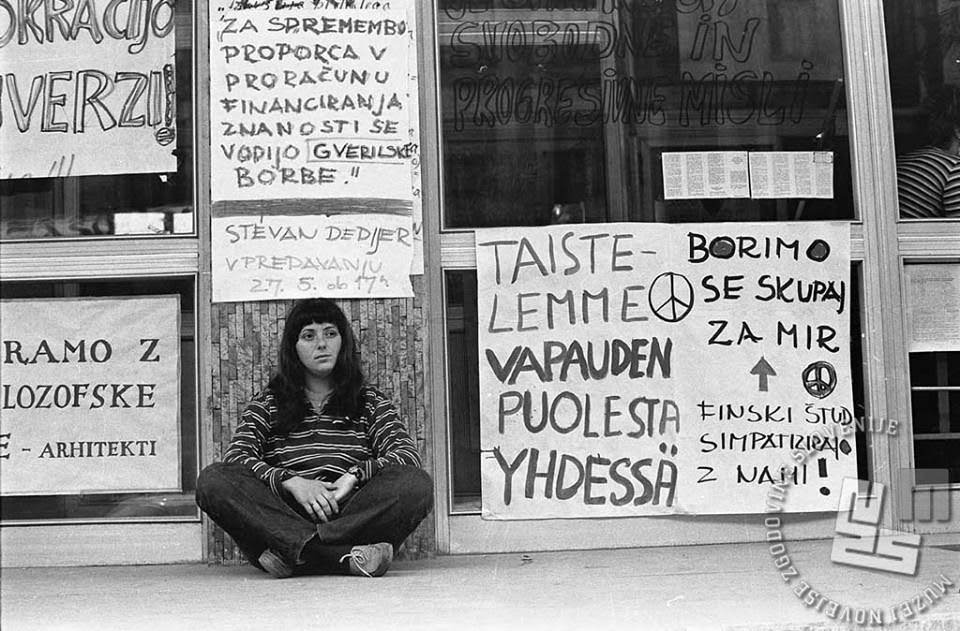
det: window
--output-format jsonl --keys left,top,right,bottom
{"left": 0, "top": 1, "right": 195, "bottom": 239}
{"left": 436, "top": 0, "right": 862, "bottom": 512}
{"left": 885, "top": 0, "right": 960, "bottom": 221}
{"left": 909, "top": 352, "right": 960, "bottom": 482}
{"left": 0, "top": 277, "right": 199, "bottom": 522}
{"left": 904, "top": 262, "right": 960, "bottom": 484}
{"left": 0, "top": 0, "right": 200, "bottom": 528}
{"left": 445, "top": 270, "right": 482, "bottom": 508}
{"left": 885, "top": 0, "right": 960, "bottom": 491}
{"left": 437, "top": 0, "right": 854, "bottom": 229}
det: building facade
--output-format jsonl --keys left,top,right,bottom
{"left": 1, "top": 0, "right": 958, "bottom": 565}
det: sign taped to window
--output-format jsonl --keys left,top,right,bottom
{"left": 475, "top": 222, "right": 855, "bottom": 519}
{"left": 0, "top": 0, "right": 178, "bottom": 179}
{"left": 0, "top": 296, "right": 182, "bottom": 496}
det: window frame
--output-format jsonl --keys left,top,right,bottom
{"left": 0, "top": 1, "right": 211, "bottom": 564}
{"left": 0, "top": 273, "right": 201, "bottom": 526}
{"left": 423, "top": 0, "right": 957, "bottom": 552}
{"left": 0, "top": 7, "right": 198, "bottom": 243}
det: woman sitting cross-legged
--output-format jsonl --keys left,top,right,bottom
{"left": 196, "top": 298, "right": 433, "bottom": 578}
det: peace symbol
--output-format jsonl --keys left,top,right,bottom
{"left": 802, "top": 361, "right": 837, "bottom": 399}
{"left": 648, "top": 272, "right": 694, "bottom": 323}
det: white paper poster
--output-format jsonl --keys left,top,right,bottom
{"left": 476, "top": 222, "right": 854, "bottom": 519}
{"left": 211, "top": 212, "right": 414, "bottom": 301}
{"left": 209, "top": 0, "right": 423, "bottom": 276}
{"left": 0, "top": 0, "right": 178, "bottom": 179}
{"left": 662, "top": 152, "right": 834, "bottom": 201}
{"left": 0, "top": 297, "right": 181, "bottom": 496}
{"left": 906, "top": 264, "right": 960, "bottom": 352}
{"left": 749, "top": 152, "right": 834, "bottom": 199}
{"left": 662, "top": 152, "right": 750, "bottom": 199}
{"left": 209, "top": 7, "right": 413, "bottom": 203}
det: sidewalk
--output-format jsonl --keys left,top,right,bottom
{"left": 2, "top": 540, "right": 958, "bottom": 631}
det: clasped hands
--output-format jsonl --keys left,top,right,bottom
{"left": 281, "top": 472, "right": 358, "bottom": 523}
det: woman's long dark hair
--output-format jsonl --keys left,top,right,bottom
{"left": 267, "top": 298, "right": 365, "bottom": 433}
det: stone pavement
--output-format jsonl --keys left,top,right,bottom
{"left": 2, "top": 540, "right": 959, "bottom": 631}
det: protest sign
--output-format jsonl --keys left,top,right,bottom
{"left": 209, "top": 7, "right": 413, "bottom": 203}
{"left": 477, "top": 222, "right": 854, "bottom": 519}
{"left": 209, "top": 2, "right": 422, "bottom": 287}
{"left": 0, "top": 0, "right": 178, "bottom": 179}
{"left": 0, "top": 296, "right": 181, "bottom": 495}
{"left": 211, "top": 210, "right": 414, "bottom": 301}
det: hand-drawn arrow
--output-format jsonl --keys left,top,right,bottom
{"left": 750, "top": 356, "right": 777, "bottom": 392}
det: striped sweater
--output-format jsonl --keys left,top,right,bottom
{"left": 223, "top": 386, "right": 421, "bottom": 495}
{"left": 896, "top": 146, "right": 960, "bottom": 219}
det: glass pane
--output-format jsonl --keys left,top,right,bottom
{"left": 437, "top": 0, "right": 853, "bottom": 228}
{"left": 911, "top": 390, "right": 943, "bottom": 434}
{"left": 885, "top": 0, "right": 960, "bottom": 220}
{"left": 910, "top": 352, "right": 960, "bottom": 387}
{"left": 914, "top": 440, "right": 960, "bottom": 483}
{"left": 445, "top": 270, "right": 482, "bottom": 509}
{"left": 910, "top": 352, "right": 939, "bottom": 386}
{"left": 953, "top": 390, "right": 960, "bottom": 432}
{"left": 0, "top": 278, "right": 198, "bottom": 521}
{"left": 910, "top": 352, "right": 960, "bottom": 435}
{"left": 912, "top": 390, "right": 960, "bottom": 434}
{"left": 0, "top": 2, "right": 195, "bottom": 239}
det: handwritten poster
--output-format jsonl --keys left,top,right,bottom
{"left": 0, "top": 297, "right": 181, "bottom": 495}
{"left": 477, "top": 222, "right": 854, "bottom": 519}
{"left": 675, "top": 0, "right": 843, "bottom": 80}
{"left": 0, "top": 0, "right": 178, "bottom": 179}
{"left": 211, "top": 211, "right": 414, "bottom": 301}
{"left": 209, "top": 6, "right": 413, "bottom": 203}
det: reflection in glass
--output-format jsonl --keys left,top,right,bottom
{"left": 886, "top": 0, "right": 960, "bottom": 220}
{"left": 438, "top": 0, "right": 854, "bottom": 229}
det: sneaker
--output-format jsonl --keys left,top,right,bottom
{"left": 339, "top": 543, "right": 393, "bottom": 577}
{"left": 258, "top": 548, "right": 293, "bottom": 579}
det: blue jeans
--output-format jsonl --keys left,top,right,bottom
{"left": 196, "top": 462, "right": 433, "bottom": 573}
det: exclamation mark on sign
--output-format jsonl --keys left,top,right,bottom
{"left": 154, "top": 64, "right": 176, "bottom": 147}
{"left": 818, "top": 458, "right": 830, "bottom": 496}
{"left": 163, "top": 63, "right": 175, "bottom": 129}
